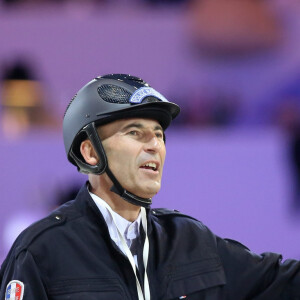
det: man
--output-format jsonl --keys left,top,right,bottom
{"left": 1, "top": 74, "right": 300, "bottom": 300}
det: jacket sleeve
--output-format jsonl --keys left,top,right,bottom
{"left": 216, "top": 236, "right": 300, "bottom": 299}
{"left": 0, "top": 250, "right": 48, "bottom": 300}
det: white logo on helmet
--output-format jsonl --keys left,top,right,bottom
{"left": 129, "top": 87, "right": 168, "bottom": 104}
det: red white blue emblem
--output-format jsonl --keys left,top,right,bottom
{"left": 5, "top": 280, "right": 24, "bottom": 300}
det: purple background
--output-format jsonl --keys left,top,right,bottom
{"left": 1, "top": 2, "right": 300, "bottom": 263}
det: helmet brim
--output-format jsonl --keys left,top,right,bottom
{"left": 94, "top": 101, "right": 180, "bottom": 130}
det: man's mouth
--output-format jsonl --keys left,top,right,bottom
{"left": 140, "top": 162, "right": 159, "bottom": 171}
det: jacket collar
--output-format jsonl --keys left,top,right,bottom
{"left": 74, "top": 182, "right": 154, "bottom": 235}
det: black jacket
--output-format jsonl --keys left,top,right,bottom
{"left": 1, "top": 184, "right": 300, "bottom": 299}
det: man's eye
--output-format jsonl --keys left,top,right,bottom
{"left": 128, "top": 130, "right": 139, "bottom": 136}
{"left": 155, "top": 132, "right": 163, "bottom": 139}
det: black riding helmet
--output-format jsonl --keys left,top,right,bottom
{"left": 63, "top": 74, "right": 180, "bottom": 208}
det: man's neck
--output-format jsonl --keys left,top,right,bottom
{"left": 89, "top": 178, "right": 141, "bottom": 222}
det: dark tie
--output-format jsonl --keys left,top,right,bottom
{"left": 130, "top": 235, "right": 145, "bottom": 289}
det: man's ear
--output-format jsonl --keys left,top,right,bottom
{"left": 80, "top": 139, "right": 99, "bottom": 166}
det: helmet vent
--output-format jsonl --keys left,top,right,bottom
{"left": 97, "top": 84, "right": 132, "bottom": 104}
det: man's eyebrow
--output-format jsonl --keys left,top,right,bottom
{"left": 154, "top": 125, "right": 163, "bottom": 132}
{"left": 121, "top": 122, "right": 163, "bottom": 132}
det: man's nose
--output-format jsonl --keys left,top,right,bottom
{"left": 144, "top": 135, "right": 162, "bottom": 153}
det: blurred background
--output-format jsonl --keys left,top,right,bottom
{"left": 1, "top": 0, "right": 300, "bottom": 263}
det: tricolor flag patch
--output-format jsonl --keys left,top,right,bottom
{"left": 5, "top": 280, "right": 24, "bottom": 300}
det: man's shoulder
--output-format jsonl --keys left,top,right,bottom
{"left": 149, "top": 208, "right": 217, "bottom": 251}
{"left": 151, "top": 208, "right": 198, "bottom": 220}
{"left": 10, "top": 200, "right": 81, "bottom": 258}
{"left": 150, "top": 208, "right": 206, "bottom": 229}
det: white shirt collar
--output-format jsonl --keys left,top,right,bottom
{"left": 89, "top": 190, "right": 142, "bottom": 248}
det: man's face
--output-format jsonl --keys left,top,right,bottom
{"left": 98, "top": 118, "right": 166, "bottom": 199}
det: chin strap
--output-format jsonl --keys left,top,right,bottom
{"left": 106, "top": 167, "right": 152, "bottom": 208}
